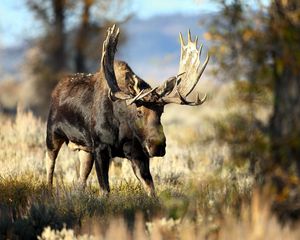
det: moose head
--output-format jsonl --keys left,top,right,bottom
{"left": 101, "top": 25, "right": 209, "bottom": 158}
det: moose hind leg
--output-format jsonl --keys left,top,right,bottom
{"left": 94, "top": 146, "right": 111, "bottom": 195}
{"left": 78, "top": 150, "right": 94, "bottom": 189}
{"left": 45, "top": 133, "right": 64, "bottom": 186}
{"left": 131, "top": 158, "right": 156, "bottom": 197}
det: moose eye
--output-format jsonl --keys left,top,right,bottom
{"left": 137, "top": 110, "right": 143, "bottom": 118}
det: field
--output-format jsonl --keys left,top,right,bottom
{"left": 1, "top": 80, "right": 299, "bottom": 239}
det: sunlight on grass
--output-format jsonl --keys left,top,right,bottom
{"left": 1, "top": 81, "right": 299, "bottom": 239}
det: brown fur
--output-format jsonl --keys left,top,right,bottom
{"left": 46, "top": 61, "right": 164, "bottom": 196}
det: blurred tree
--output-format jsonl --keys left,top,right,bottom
{"left": 269, "top": 0, "right": 300, "bottom": 176}
{"left": 74, "top": 0, "right": 131, "bottom": 72}
{"left": 23, "top": 0, "right": 131, "bottom": 116}
{"left": 207, "top": 0, "right": 272, "bottom": 174}
{"left": 75, "top": 0, "right": 93, "bottom": 72}
{"left": 23, "top": 0, "right": 67, "bottom": 116}
{"left": 207, "top": 0, "right": 300, "bottom": 213}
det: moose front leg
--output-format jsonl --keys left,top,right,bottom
{"left": 94, "top": 145, "right": 111, "bottom": 195}
{"left": 131, "top": 157, "right": 156, "bottom": 197}
{"left": 124, "top": 142, "right": 156, "bottom": 197}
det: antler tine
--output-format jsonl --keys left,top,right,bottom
{"left": 195, "top": 36, "right": 198, "bottom": 47}
{"left": 137, "top": 87, "right": 158, "bottom": 101}
{"left": 126, "top": 87, "right": 159, "bottom": 105}
{"left": 198, "top": 44, "right": 203, "bottom": 59}
{"left": 197, "top": 54, "right": 210, "bottom": 79}
{"left": 188, "top": 29, "right": 192, "bottom": 42}
{"left": 197, "top": 93, "right": 207, "bottom": 104}
{"left": 111, "top": 24, "right": 116, "bottom": 32}
{"left": 179, "top": 32, "right": 185, "bottom": 46}
{"left": 126, "top": 89, "right": 146, "bottom": 105}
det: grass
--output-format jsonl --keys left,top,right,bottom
{"left": 1, "top": 81, "right": 300, "bottom": 239}
{"left": 0, "top": 173, "right": 250, "bottom": 239}
{"left": 2, "top": 175, "right": 299, "bottom": 239}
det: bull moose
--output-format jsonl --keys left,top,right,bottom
{"left": 45, "top": 25, "right": 209, "bottom": 196}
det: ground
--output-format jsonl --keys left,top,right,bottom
{"left": 1, "top": 81, "right": 299, "bottom": 239}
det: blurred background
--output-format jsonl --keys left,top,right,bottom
{"left": 1, "top": 0, "right": 300, "bottom": 218}
{"left": 0, "top": 0, "right": 217, "bottom": 116}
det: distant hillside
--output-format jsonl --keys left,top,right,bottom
{"left": 0, "top": 14, "right": 209, "bottom": 83}
{"left": 0, "top": 44, "right": 27, "bottom": 77}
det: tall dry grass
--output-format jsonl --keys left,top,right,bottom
{"left": 1, "top": 80, "right": 299, "bottom": 239}
{"left": 37, "top": 191, "right": 300, "bottom": 240}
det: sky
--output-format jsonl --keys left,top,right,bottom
{"left": 131, "top": 0, "right": 217, "bottom": 18}
{"left": 0, "top": 0, "right": 218, "bottom": 47}
{"left": 0, "top": 0, "right": 269, "bottom": 47}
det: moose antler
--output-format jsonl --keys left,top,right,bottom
{"left": 101, "top": 25, "right": 129, "bottom": 100}
{"left": 102, "top": 25, "right": 155, "bottom": 105}
{"left": 102, "top": 26, "right": 209, "bottom": 106}
{"left": 157, "top": 30, "right": 209, "bottom": 105}
{"left": 132, "top": 30, "right": 209, "bottom": 105}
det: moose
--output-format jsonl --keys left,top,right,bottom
{"left": 45, "top": 25, "right": 209, "bottom": 196}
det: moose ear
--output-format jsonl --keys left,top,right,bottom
{"left": 155, "top": 76, "right": 178, "bottom": 96}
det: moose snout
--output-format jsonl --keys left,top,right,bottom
{"left": 145, "top": 138, "right": 166, "bottom": 157}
